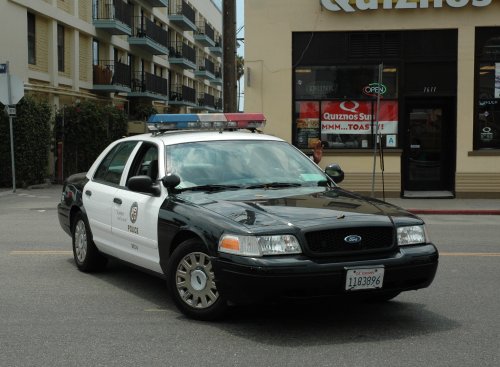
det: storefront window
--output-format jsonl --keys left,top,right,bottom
{"left": 294, "top": 65, "right": 399, "bottom": 149}
{"left": 475, "top": 28, "right": 500, "bottom": 150}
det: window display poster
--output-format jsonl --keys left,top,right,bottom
{"left": 296, "top": 101, "right": 320, "bottom": 148}
{"left": 321, "top": 100, "right": 398, "bottom": 134}
{"left": 495, "top": 63, "right": 500, "bottom": 99}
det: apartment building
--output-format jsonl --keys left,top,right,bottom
{"left": 245, "top": 0, "right": 500, "bottom": 198}
{"left": 1, "top": 0, "right": 223, "bottom": 133}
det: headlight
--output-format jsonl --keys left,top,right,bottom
{"left": 397, "top": 225, "right": 428, "bottom": 246}
{"left": 218, "top": 234, "right": 302, "bottom": 256}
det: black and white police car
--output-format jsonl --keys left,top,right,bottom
{"left": 57, "top": 113, "right": 438, "bottom": 320}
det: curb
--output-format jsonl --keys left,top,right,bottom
{"left": 408, "top": 209, "right": 500, "bottom": 215}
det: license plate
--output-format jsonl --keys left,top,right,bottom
{"left": 345, "top": 267, "right": 384, "bottom": 291}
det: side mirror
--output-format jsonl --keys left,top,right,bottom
{"left": 325, "top": 163, "right": 345, "bottom": 184}
{"left": 161, "top": 173, "right": 181, "bottom": 190}
{"left": 127, "top": 175, "right": 161, "bottom": 196}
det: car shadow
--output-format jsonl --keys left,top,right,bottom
{"left": 66, "top": 258, "right": 459, "bottom": 347}
{"left": 66, "top": 258, "right": 174, "bottom": 310}
{"left": 215, "top": 298, "right": 460, "bottom": 347}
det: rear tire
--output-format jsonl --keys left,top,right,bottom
{"left": 167, "top": 239, "right": 228, "bottom": 320}
{"left": 72, "top": 212, "right": 107, "bottom": 272}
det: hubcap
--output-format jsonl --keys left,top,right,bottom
{"left": 74, "top": 220, "right": 87, "bottom": 263}
{"left": 175, "top": 252, "right": 219, "bottom": 309}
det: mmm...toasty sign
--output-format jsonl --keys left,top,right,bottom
{"left": 320, "top": 0, "right": 492, "bottom": 12}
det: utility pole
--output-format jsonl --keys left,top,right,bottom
{"left": 223, "top": 0, "right": 237, "bottom": 112}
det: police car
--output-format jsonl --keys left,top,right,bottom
{"left": 57, "top": 113, "right": 438, "bottom": 320}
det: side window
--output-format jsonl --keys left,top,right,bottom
{"left": 128, "top": 143, "right": 159, "bottom": 181}
{"left": 94, "top": 141, "right": 138, "bottom": 185}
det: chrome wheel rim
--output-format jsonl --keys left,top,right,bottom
{"left": 175, "top": 252, "right": 219, "bottom": 309}
{"left": 74, "top": 220, "right": 88, "bottom": 263}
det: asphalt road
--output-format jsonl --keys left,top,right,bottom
{"left": 0, "top": 187, "right": 499, "bottom": 367}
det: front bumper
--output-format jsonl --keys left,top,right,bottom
{"left": 212, "top": 244, "right": 438, "bottom": 304}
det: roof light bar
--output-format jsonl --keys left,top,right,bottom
{"left": 147, "top": 113, "right": 266, "bottom": 132}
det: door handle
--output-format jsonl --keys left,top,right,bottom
{"left": 85, "top": 190, "right": 92, "bottom": 196}
{"left": 113, "top": 198, "right": 122, "bottom": 205}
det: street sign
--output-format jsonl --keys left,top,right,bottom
{"left": 0, "top": 63, "right": 7, "bottom": 74}
{"left": 0, "top": 74, "right": 24, "bottom": 105}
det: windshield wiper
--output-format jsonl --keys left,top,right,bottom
{"left": 244, "top": 182, "right": 303, "bottom": 189}
{"left": 176, "top": 184, "right": 243, "bottom": 192}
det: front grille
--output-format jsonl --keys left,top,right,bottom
{"left": 305, "top": 227, "right": 394, "bottom": 256}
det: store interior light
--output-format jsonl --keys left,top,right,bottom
{"left": 296, "top": 68, "right": 312, "bottom": 73}
{"left": 480, "top": 65, "right": 496, "bottom": 71}
{"left": 383, "top": 68, "right": 397, "bottom": 73}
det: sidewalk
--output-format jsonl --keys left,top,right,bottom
{"left": 1, "top": 184, "right": 500, "bottom": 215}
{"left": 384, "top": 197, "right": 500, "bottom": 215}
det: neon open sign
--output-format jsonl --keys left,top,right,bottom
{"left": 363, "top": 83, "right": 387, "bottom": 97}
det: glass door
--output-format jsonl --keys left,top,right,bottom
{"left": 404, "top": 99, "right": 455, "bottom": 192}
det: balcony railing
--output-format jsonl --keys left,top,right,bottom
{"left": 93, "top": 60, "right": 131, "bottom": 90}
{"left": 169, "top": 41, "right": 197, "bottom": 65}
{"left": 170, "top": 0, "right": 195, "bottom": 23}
{"left": 93, "top": 0, "right": 133, "bottom": 27}
{"left": 132, "top": 16, "right": 169, "bottom": 49}
{"left": 194, "top": 20, "right": 215, "bottom": 46}
{"left": 208, "top": 36, "right": 223, "bottom": 56}
{"left": 169, "top": 84, "right": 196, "bottom": 104}
{"left": 197, "top": 92, "right": 215, "bottom": 108}
{"left": 131, "top": 71, "right": 168, "bottom": 96}
{"left": 168, "top": 0, "right": 196, "bottom": 31}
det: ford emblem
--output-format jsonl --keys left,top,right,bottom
{"left": 344, "top": 235, "right": 362, "bottom": 244}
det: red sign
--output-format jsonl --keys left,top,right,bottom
{"left": 321, "top": 100, "right": 398, "bottom": 134}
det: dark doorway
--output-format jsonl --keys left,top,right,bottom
{"left": 403, "top": 98, "right": 456, "bottom": 196}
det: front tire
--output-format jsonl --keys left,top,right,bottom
{"left": 72, "top": 212, "right": 107, "bottom": 272}
{"left": 167, "top": 239, "right": 227, "bottom": 320}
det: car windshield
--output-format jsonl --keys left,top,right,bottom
{"left": 165, "top": 139, "right": 330, "bottom": 190}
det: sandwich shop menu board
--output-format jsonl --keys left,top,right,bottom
{"left": 296, "top": 101, "right": 320, "bottom": 149}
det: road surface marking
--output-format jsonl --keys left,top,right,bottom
{"left": 144, "top": 308, "right": 169, "bottom": 312}
{"left": 9, "top": 250, "right": 72, "bottom": 255}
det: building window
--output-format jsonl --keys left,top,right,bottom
{"left": 92, "top": 39, "right": 99, "bottom": 66}
{"left": 475, "top": 27, "right": 500, "bottom": 150}
{"left": 294, "top": 65, "right": 399, "bottom": 150}
{"left": 27, "top": 13, "right": 36, "bottom": 65}
{"left": 57, "top": 24, "right": 65, "bottom": 72}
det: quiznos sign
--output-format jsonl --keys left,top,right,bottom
{"left": 321, "top": 0, "right": 492, "bottom": 12}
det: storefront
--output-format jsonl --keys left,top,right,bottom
{"left": 244, "top": 0, "right": 500, "bottom": 198}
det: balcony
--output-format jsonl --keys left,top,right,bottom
{"left": 169, "top": 84, "right": 197, "bottom": 107}
{"left": 210, "top": 68, "right": 223, "bottom": 86}
{"left": 93, "top": 60, "right": 131, "bottom": 93}
{"left": 143, "top": 0, "right": 168, "bottom": 7}
{"left": 194, "top": 21, "right": 215, "bottom": 47}
{"left": 129, "top": 71, "right": 168, "bottom": 101}
{"left": 168, "top": 42, "right": 197, "bottom": 70}
{"left": 194, "top": 58, "right": 216, "bottom": 81}
{"left": 192, "top": 92, "right": 217, "bottom": 112}
{"left": 208, "top": 37, "right": 223, "bottom": 56}
{"left": 129, "top": 16, "right": 169, "bottom": 55}
{"left": 93, "top": 0, "right": 133, "bottom": 35}
{"left": 168, "top": 0, "right": 196, "bottom": 32}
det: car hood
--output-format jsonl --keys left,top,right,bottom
{"left": 177, "top": 187, "right": 416, "bottom": 230}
